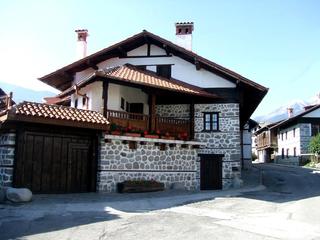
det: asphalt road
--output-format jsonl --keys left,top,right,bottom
{"left": 1, "top": 164, "right": 320, "bottom": 240}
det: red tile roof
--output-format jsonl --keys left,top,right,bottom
{"left": 2, "top": 102, "right": 109, "bottom": 130}
{"left": 56, "top": 64, "right": 217, "bottom": 99}
{"left": 99, "top": 64, "right": 216, "bottom": 97}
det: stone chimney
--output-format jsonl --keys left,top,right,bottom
{"left": 175, "top": 22, "right": 194, "bottom": 51}
{"left": 287, "top": 107, "right": 294, "bottom": 118}
{"left": 75, "top": 29, "right": 88, "bottom": 59}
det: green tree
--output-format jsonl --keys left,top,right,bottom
{"left": 309, "top": 133, "right": 320, "bottom": 155}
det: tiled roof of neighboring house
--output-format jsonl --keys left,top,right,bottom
{"left": 56, "top": 64, "right": 217, "bottom": 99}
{"left": 0, "top": 101, "right": 109, "bottom": 130}
{"left": 270, "top": 104, "right": 320, "bottom": 130}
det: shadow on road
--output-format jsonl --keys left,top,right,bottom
{"left": 243, "top": 164, "right": 320, "bottom": 203}
{"left": 0, "top": 210, "right": 119, "bottom": 240}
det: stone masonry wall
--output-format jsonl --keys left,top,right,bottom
{"left": 98, "top": 136, "right": 198, "bottom": 192}
{"left": 194, "top": 103, "right": 241, "bottom": 189}
{"left": 0, "top": 132, "right": 15, "bottom": 187}
{"left": 156, "top": 104, "right": 190, "bottom": 119}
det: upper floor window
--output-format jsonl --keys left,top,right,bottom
{"left": 281, "top": 133, "right": 284, "bottom": 141}
{"left": 156, "top": 65, "right": 171, "bottom": 79}
{"left": 74, "top": 98, "right": 78, "bottom": 109}
{"left": 293, "top": 128, "right": 296, "bottom": 138}
{"left": 285, "top": 131, "right": 288, "bottom": 140}
{"left": 203, "top": 112, "right": 219, "bottom": 131}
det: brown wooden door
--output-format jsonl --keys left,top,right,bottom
{"left": 14, "top": 130, "right": 96, "bottom": 193}
{"left": 200, "top": 154, "right": 222, "bottom": 190}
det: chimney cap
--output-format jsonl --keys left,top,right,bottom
{"left": 75, "top": 29, "right": 89, "bottom": 42}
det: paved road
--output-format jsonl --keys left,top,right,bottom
{"left": 1, "top": 164, "right": 320, "bottom": 240}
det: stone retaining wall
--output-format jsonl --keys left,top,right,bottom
{"left": 97, "top": 137, "right": 199, "bottom": 192}
{"left": 0, "top": 132, "right": 15, "bottom": 187}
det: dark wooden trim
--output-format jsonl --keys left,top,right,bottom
{"left": 195, "top": 58, "right": 201, "bottom": 70}
{"left": 204, "top": 88, "right": 239, "bottom": 103}
{"left": 117, "top": 46, "right": 127, "bottom": 57}
{"left": 86, "top": 60, "right": 98, "bottom": 70}
{"left": 119, "top": 55, "right": 171, "bottom": 59}
{"left": 147, "top": 43, "right": 151, "bottom": 56}
{"left": 103, "top": 80, "right": 109, "bottom": 117}
{"left": 198, "top": 153, "right": 225, "bottom": 157}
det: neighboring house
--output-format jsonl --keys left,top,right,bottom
{"left": 0, "top": 23, "right": 268, "bottom": 193}
{"left": 0, "top": 88, "right": 14, "bottom": 112}
{"left": 254, "top": 122, "right": 279, "bottom": 163}
{"left": 270, "top": 104, "right": 320, "bottom": 166}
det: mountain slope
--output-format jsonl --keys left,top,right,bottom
{"left": 0, "top": 81, "right": 56, "bottom": 104}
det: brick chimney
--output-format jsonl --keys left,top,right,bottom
{"left": 287, "top": 107, "right": 294, "bottom": 118}
{"left": 75, "top": 29, "right": 88, "bottom": 59}
{"left": 175, "top": 22, "right": 194, "bottom": 51}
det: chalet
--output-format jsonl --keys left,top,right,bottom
{"left": 254, "top": 122, "right": 279, "bottom": 163}
{"left": 0, "top": 23, "right": 268, "bottom": 193}
{"left": 270, "top": 104, "right": 320, "bottom": 165}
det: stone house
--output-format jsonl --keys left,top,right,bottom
{"left": 0, "top": 23, "right": 268, "bottom": 193}
{"left": 270, "top": 104, "right": 320, "bottom": 165}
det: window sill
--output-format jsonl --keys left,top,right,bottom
{"left": 201, "top": 130, "right": 221, "bottom": 133}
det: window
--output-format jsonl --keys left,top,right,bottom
{"left": 203, "top": 112, "right": 219, "bottom": 131}
{"left": 311, "top": 124, "right": 320, "bottom": 136}
{"left": 285, "top": 131, "right": 288, "bottom": 140}
{"left": 120, "top": 97, "right": 125, "bottom": 110}
{"left": 293, "top": 147, "right": 296, "bottom": 157}
{"left": 281, "top": 148, "right": 284, "bottom": 159}
{"left": 286, "top": 148, "right": 289, "bottom": 158}
{"left": 156, "top": 65, "right": 171, "bottom": 79}
{"left": 293, "top": 128, "right": 296, "bottom": 138}
{"left": 74, "top": 98, "right": 78, "bottom": 108}
{"left": 126, "top": 101, "right": 130, "bottom": 112}
{"left": 82, "top": 95, "right": 88, "bottom": 109}
{"left": 281, "top": 133, "right": 283, "bottom": 141}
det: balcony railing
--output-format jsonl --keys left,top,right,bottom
{"left": 106, "top": 109, "right": 190, "bottom": 138}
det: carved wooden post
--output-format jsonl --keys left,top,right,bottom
{"left": 103, "top": 81, "right": 109, "bottom": 117}
{"left": 149, "top": 94, "right": 156, "bottom": 132}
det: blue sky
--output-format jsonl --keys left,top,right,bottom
{"left": 0, "top": 0, "right": 319, "bottom": 117}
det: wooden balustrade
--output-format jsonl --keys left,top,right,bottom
{"left": 106, "top": 110, "right": 191, "bottom": 138}
{"left": 106, "top": 110, "right": 149, "bottom": 130}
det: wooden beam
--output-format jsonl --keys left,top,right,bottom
{"left": 117, "top": 46, "right": 127, "bottom": 57}
{"left": 189, "top": 101, "right": 195, "bottom": 140}
{"left": 195, "top": 58, "right": 201, "bottom": 70}
{"left": 162, "top": 44, "right": 170, "bottom": 56}
{"left": 86, "top": 60, "right": 98, "bottom": 70}
{"left": 103, "top": 80, "right": 109, "bottom": 117}
{"left": 149, "top": 94, "right": 156, "bottom": 131}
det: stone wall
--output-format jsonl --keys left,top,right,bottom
{"left": 98, "top": 136, "right": 199, "bottom": 192}
{"left": 194, "top": 103, "right": 241, "bottom": 189}
{"left": 0, "top": 132, "right": 15, "bottom": 187}
{"left": 156, "top": 104, "right": 190, "bottom": 119}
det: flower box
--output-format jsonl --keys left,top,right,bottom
{"left": 117, "top": 180, "right": 164, "bottom": 193}
{"left": 110, "top": 131, "right": 121, "bottom": 135}
{"left": 125, "top": 133, "right": 142, "bottom": 137}
{"left": 161, "top": 136, "right": 175, "bottom": 140}
{"left": 144, "top": 134, "right": 159, "bottom": 139}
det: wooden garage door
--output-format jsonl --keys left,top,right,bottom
{"left": 14, "top": 130, "right": 97, "bottom": 193}
{"left": 200, "top": 154, "right": 223, "bottom": 190}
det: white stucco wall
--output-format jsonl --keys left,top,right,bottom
{"left": 74, "top": 44, "right": 236, "bottom": 89}
{"left": 71, "top": 81, "right": 103, "bottom": 112}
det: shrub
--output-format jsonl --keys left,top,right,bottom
{"left": 309, "top": 133, "right": 320, "bottom": 155}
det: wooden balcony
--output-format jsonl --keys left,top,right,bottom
{"left": 106, "top": 110, "right": 190, "bottom": 138}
